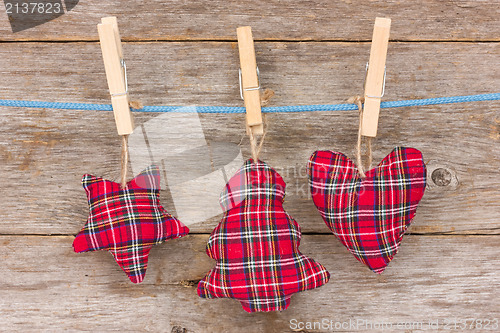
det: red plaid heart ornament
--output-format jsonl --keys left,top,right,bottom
{"left": 308, "top": 147, "right": 426, "bottom": 273}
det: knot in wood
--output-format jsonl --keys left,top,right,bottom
{"left": 431, "top": 168, "right": 452, "bottom": 186}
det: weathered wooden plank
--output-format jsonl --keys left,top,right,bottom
{"left": 0, "top": 1, "right": 499, "bottom": 41}
{"left": 0, "top": 42, "right": 498, "bottom": 235}
{"left": 1, "top": 235, "right": 499, "bottom": 332}
{"left": 0, "top": 42, "right": 498, "bottom": 105}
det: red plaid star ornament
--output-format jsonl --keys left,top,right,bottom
{"left": 73, "top": 165, "right": 189, "bottom": 283}
{"left": 198, "top": 160, "right": 330, "bottom": 312}
{"left": 308, "top": 147, "right": 426, "bottom": 273}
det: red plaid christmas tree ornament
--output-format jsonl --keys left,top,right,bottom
{"left": 198, "top": 160, "right": 330, "bottom": 312}
{"left": 73, "top": 165, "right": 189, "bottom": 283}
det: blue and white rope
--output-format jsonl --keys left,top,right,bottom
{"left": 0, "top": 93, "right": 498, "bottom": 113}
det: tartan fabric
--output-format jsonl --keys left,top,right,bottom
{"left": 73, "top": 165, "right": 189, "bottom": 283}
{"left": 198, "top": 160, "right": 330, "bottom": 313}
{"left": 308, "top": 147, "right": 426, "bottom": 273}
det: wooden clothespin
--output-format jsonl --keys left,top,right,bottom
{"left": 237, "top": 26, "right": 264, "bottom": 136}
{"left": 98, "top": 17, "right": 134, "bottom": 135}
{"left": 361, "top": 17, "right": 391, "bottom": 137}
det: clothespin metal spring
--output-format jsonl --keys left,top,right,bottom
{"left": 110, "top": 59, "right": 128, "bottom": 98}
{"left": 239, "top": 67, "right": 260, "bottom": 100}
{"left": 363, "top": 63, "right": 386, "bottom": 99}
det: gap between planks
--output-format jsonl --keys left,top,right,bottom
{"left": 1, "top": 39, "right": 500, "bottom": 44}
{"left": 1, "top": 233, "right": 499, "bottom": 237}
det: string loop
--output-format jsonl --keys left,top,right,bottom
{"left": 348, "top": 96, "right": 372, "bottom": 178}
{"left": 120, "top": 134, "right": 129, "bottom": 188}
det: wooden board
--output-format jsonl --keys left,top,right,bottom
{"left": 1, "top": 42, "right": 499, "bottom": 103}
{"left": 0, "top": 1, "right": 499, "bottom": 41}
{"left": 1, "top": 235, "right": 499, "bottom": 332}
{"left": 0, "top": 42, "right": 498, "bottom": 235}
{"left": 1, "top": 2, "right": 500, "bottom": 331}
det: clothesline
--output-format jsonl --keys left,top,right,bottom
{"left": 0, "top": 93, "right": 499, "bottom": 113}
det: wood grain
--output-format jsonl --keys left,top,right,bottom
{"left": 0, "top": 1, "right": 499, "bottom": 42}
{"left": 1, "top": 2, "right": 500, "bottom": 331}
{"left": 1, "top": 235, "right": 499, "bottom": 332}
{"left": 0, "top": 42, "right": 498, "bottom": 235}
{"left": 0, "top": 41, "right": 498, "bottom": 104}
